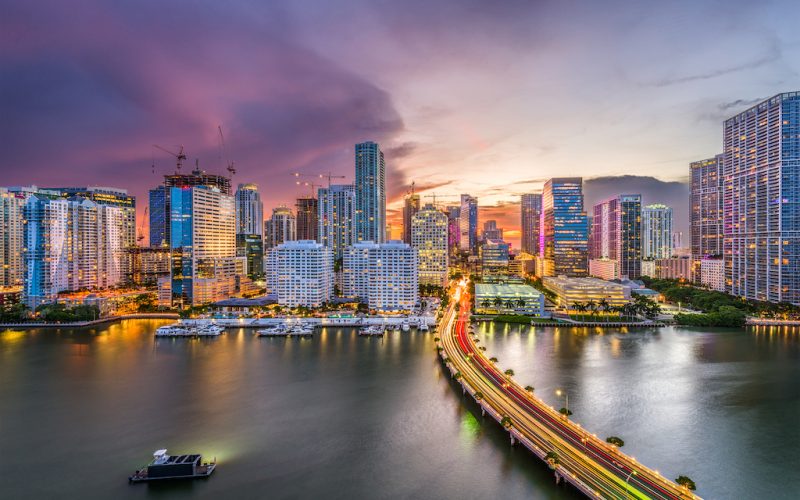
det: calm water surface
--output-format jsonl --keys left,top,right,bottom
{"left": 0, "top": 320, "right": 797, "bottom": 499}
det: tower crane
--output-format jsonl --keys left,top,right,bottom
{"left": 292, "top": 171, "right": 346, "bottom": 188}
{"left": 137, "top": 206, "right": 148, "bottom": 244}
{"left": 295, "top": 180, "right": 322, "bottom": 198}
{"left": 153, "top": 145, "right": 187, "bottom": 173}
{"left": 423, "top": 193, "right": 460, "bottom": 207}
{"left": 218, "top": 125, "right": 236, "bottom": 177}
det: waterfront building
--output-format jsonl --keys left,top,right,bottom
{"left": 520, "top": 193, "right": 542, "bottom": 255}
{"left": 446, "top": 205, "right": 461, "bottom": 256}
{"left": 411, "top": 204, "right": 449, "bottom": 287}
{"left": 264, "top": 206, "right": 296, "bottom": 249}
{"left": 318, "top": 184, "right": 356, "bottom": 260}
{"left": 479, "top": 240, "right": 510, "bottom": 275}
{"left": 22, "top": 194, "right": 69, "bottom": 308}
{"left": 654, "top": 256, "right": 693, "bottom": 281}
{"left": 235, "top": 183, "right": 263, "bottom": 236}
{"left": 474, "top": 283, "right": 545, "bottom": 316}
{"left": 354, "top": 141, "right": 386, "bottom": 243}
{"left": 165, "top": 185, "right": 237, "bottom": 308}
{"left": 482, "top": 220, "right": 503, "bottom": 241}
{"left": 723, "top": 93, "right": 800, "bottom": 303}
{"left": 402, "top": 193, "right": 420, "bottom": 244}
{"left": 149, "top": 168, "right": 231, "bottom": 248}
{"left": 236, "top": 233, "right": 265, "bottom": 280}
{"left": 342, "top": 241, "right": 418, "bottom": 311}
{"left": 642, "top": 204, "right": 673, "bottom": 260}
{"left": 123, "top": 247, "right": 171, "bottom": 286}
{"left": 590, "top": 194, "right": 642, "bottom": 279}
{"left": 542, "top": 276, "right": 631, "bottom": 308}
{"left": 295, "top": 197, "right": 318, "bottom": 241}
{"left": 266, "top": 240, "right": 333, "bottom": 307}
{"left": 690, "top": 155, "right": 723, "bottom": 259}
{"left": 588, "top": 258, "right": 620, "bottom": 281}
{"left": 699, "top": 258, "right": 725, "bottom": 292}
{"left": 0, "top": 188, "right": 25, "bottom": 287}
{"left": 541, "top": 178, "right": 589, "bottom": 277}
{"left": 459, "top": 194, "right": 478, "bottom": 254}
{"left": 51, "top": 186, "right": 137, "bottom": 249}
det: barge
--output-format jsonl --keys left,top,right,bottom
{"left": 129, "top": 449, "right": 216, "bottom": 483}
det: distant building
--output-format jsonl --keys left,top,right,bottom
{"left": 541, "top": 178, "right": 589, "bottom": 277}
{"left": 474, "top": 283, "right": 545, "bottom": 316}
{"left": 655, "top": 257, "right": 693, "bottom": 281}
{"left": 459, "top": 194, "right": 478, "bottom": 254}
{"left": 402, "top": 193, "right": 420, "bottom": 244}
{"left": 355, "top": 141, "right": 386, "bottom": 243}
{"left": 520, "top": 193, "right": 542, "bottom": 255}
{"left": 543, "top": 276, "right": 632, "bottom": 308}
{"left": 446, "top": 205, "right": 461, "bottom": 256}
{"left": 318, "top": 184, "right": 356, "bottom": 260}
{"left": 482, "top": 220, "right": 503, "bottom": 241}
{"left": 236, "top": 234, "right": 265, "bottom": 280}
{"left": 411, "top": 205, "right": 449, "bottom": 287}
{"left": 588, "top": 258, "right": 620, "bottom": 281}
{"left": 480, "top": 240, "right": 510, "bottom": 275}
{"left": 591, "top": 194, "right": 642, "bottom": 279}
{"left": 723, "top": 93, "right": 800, "bottom": 303}
{"left": 295, "top": 197, "right": 318, "bottom": 241}
{"left": 690, "top": 155, "right": 723, "bottom": 259}
{"left": 164, "top": 185, "right": 237, "bottom": 308}
{"left": 264, "top": 206, "right": 296, "bottom": 249}
{"left": 266, "top": 240, "right": 333, "bottom": 307}
{"left": 642, "top": 204, "right": 673, "bottom": 260}
{"left": 0, "top": 188, "right": 25, "bottom": 287}
{"left": 641, "top": 259, "right": 656, "bottom": 278}
{"left": 342, "top": 241, "right": 418, "bottom": 311}
{"left": 123, "top": 247, "right": 171, "bottom": 286}
{"left": 699, "top": 258, "right": 725, "bottom": 292}
{"left": 235, "top": 183, "right": 264, "bottom": 236}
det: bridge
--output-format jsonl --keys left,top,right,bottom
{"left": 437, "top": 281, "right": 700, "bottom": 500}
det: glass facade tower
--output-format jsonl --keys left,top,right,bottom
{"left": 354, "top": 141, "right": 386, "bottom": 243}
{"left": 541, "top": 178, "right": 589, "bottom": 277}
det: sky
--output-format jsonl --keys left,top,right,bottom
{"left": 2, "top": 0, "right": 800, "bottom": 247}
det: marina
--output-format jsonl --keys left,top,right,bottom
{"left": 155, "top": 323, "right": 225, "bottom": 337}
{"left": 358, "top": 325, "right": 386, "bottom": 337}
{"left": 257, "top": 323, "right": 314, "bottom": 337}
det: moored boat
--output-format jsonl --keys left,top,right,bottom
{"left": 129, "top": 449, "right": 216, "bottom": 483}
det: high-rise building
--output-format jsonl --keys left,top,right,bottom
{"left": 165, "top": 185, "right": 237, "bottom": 308}
{"left": 149, "top": 167, "right": 231, "bottom": 248}
{"left": 402, "top": 193, "right": 421, "bottom": 244}
{"left": 459, "top": 194, "right": 478, "bottom": 254}
{"left": 723, "top": 92, "right": 800, "bottom": 303}
{"left": 520, "top": 193, "right": 542, "bottom": 255}
{"left": 236, "top": 234, "right": 264, "bottom": 280}
{"left": 266, "top": 240, "right": 333, "bottom": 307}
{"left": 541, "top": 178, "right": 589, "bottom": 277}
{"left": 480, "top": 240, "right": 510, "bottom": 275}
{"left": 318, "top": 184, "right": 356, "bottom": 260}
{"left": 642, "top": 204, "right": 673, "bottom": 260}
{"left": 235, "top": 183, "right": 263, "bottom": 236}
{"left": 51, "top": 186, "right": 137, "bottom": 249}
{"left": 342, "top": 241, "right": 418, "bottom": 311}
{"left": 264, "top": 206, "right": 296, "bottom": 249}
{"left": 482, "top": 220, "right": 503, "bottom": 241}
{"left": 411, "top": 204, "right": 449, "bottom": 287}
{"left": 690, "top": 155, "right": 724, "bottom": 259}
{"left": 446, "top": 206, "right": 461, "bottom": 256}
{"left": 591, "top": 194, "right": 641, "bottom": 279}
{"left": 0, "top": 188, "right": 25, "bottom": 287}
{"left": 295, "top": 197, "right": 318, "bottom": 241}
{"left": 354, "top": 141, "right": 386, "bottom": 243}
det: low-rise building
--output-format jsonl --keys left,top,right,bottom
{"left": 543, "top": 276, "right": 631, "bottom": 308}
{"left": 699, "top": 258, "right": 725, "bottom": 292}
{"left": 475, "top": 283, "right": 545, "bottom": 316}
{"left": 589, "top": 258, "right": 620, "bottom": 281}
{"left": 641, "top": 260, "right": 656, "bottom": 278}
{"left": 655, "top": 257, "right": 693, "bottom": 281}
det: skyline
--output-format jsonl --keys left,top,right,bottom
{"left": 3, "top": 1, "right": 800, "bottom": 246}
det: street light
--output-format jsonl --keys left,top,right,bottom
{"left": 625, "top": 470, "right": 638, "bottom": 499}
{"left": 556, "top": 389, "right": 569, "bottom": 416}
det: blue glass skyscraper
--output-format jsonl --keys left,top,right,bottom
{"left": 541, "top": 178, "right": 589, "bottom": 277}
{"left": 354, "top": 141, "right": 386, "bottom": 243}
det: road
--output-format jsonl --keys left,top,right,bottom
{"left": 437, "top": 281, "right": 700, "bottom": 500}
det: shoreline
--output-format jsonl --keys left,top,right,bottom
{"left": 0, "top": 313, "right": 179, "bottom": 329}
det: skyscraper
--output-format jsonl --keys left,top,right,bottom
{"left": 318, "top": 184, "right": 356, "bottom": 260}
{"left": 266, "top": 240, "right": 333, "bottom": 307}
{"left": 235, "top": 183, "right": 263, "bottom": 236}
{"left": 690, "top": 155, "right": 723, "bottom": 259}
{"left": 402, "top": 193, "right": 421, "bottom": 244}
{"left": 459, "top": 194, "right": 478, "bottom": 254}
{"left": 264, "top": 206, "right": 296, "bottom": 249}
{"left": 642, "top": 204, "right": 673, "bottom": 260}
{"left": 446, "top": 206, "right": 461, "bottom": 256}
{"left": 0, "top": 188, "right": 25, "bottom": 287}
{"left": 590, "top": 194, "right": 642, "bottom": 279}
{"left": 52, "top": 186, "right": 137, "bottom": 248}
{"left": 342, "top": 241, "right": 418, "bottom": 311}
{"left": 520, "top": 193, "right": 542, "bottom": 255}
{"left": 411, "top": 204, "right": 449, "bottom": 286}
{"left": 165, "top": 185, "right": 237, "bottom": 307}
{"left": 541, "top": 178, "right": 589, "bottom": 277}
{"left": 295, "top": 197, "right": 318, "bottom": 241}
{"left": 149, "top": 186, "right": 168, "bottom": 247}
{"left": 354, "top": 141, "right": 386, "bottom": 243}
{"left": 482, "top": 220, "right": 503, "bottom": 241}
{"left": 723, "top": 92, "right": 800, "bottom": 303}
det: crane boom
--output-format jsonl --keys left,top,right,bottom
{"left": 218, "top": 126, "right": 236, "bottom": 176}
{"left": 153, "top": 144, "right": 187, "bottom": 173}
{"left": 292, "top": 171, "right": 346, "bottom": 188}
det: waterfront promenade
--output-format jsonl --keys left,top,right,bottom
{"left": 438, "top": 282, "right": 699, "bottom": 499}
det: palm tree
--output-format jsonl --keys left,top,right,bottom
{"left": 474, "top": 391, "right": 484, "bottom": 400}
{"left": 587, "top": 300, "right": 598, "bottom": 322}
{"left": 504, "top": 299, "right": 515, "bottom": 310}
{"left": 598, "top": 298, "right": 611, "bottom": 322}
{"left": 500, "top": 416, "right": 513, "bottom": 428}
{"left": 545, "top": 451, "right": 559, "bottom": 469}
{"left": 480, "top": 299, "right": 492, "bottom": 309}
{"left": 572, "top": 301, "right": 585, "bottom": 321}
{"left": 524, "top": 385, "right": 534, "bottom": 393}
{"left": 606, "top": 436, "right": 625, "bottom": 447}
{"left": 489, "top": 357, "right": 498, "bottom": 363}
{"left": 493, "top": 297, "right": 503, "bottom": 308}
{"left": 675, "top": 476, "right": 697, "bottom": 491}
{"left": 453, "top": 371, "right": 462, "bottom": 380}
{"left": 559, "top": 407, "right": 573, "bottom": 416}
{"left": 516, "top": 298, "right": 526, "bottom": 310}
{"left": 503, "top": 368, "right": 515, "bottom": 380}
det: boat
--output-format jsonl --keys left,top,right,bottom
{"left": 155, "top": 324, "right": 223, "bottom": 337}
{"left": 419, "top": 322, "right": 430, "bottom": 332}
{"left": 401, "top": 322, "right": 410, "bottom": 332}
{"left": 358, "top": 325, "right": 385, "bottom": 336}
{"left": 256, "top": 324, "right": 287, "bottom": 336}
{"left": 129, "top": 449, "right": 216, "bottom": 483}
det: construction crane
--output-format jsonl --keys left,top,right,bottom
{"left": 153, "top": 144, "right": 187, "bottom": 174}
{"left": 295, "top": 180, "right": 322, "bottom": 198}
{"left": 137, "top": 206, "right": 148, "bottom": 243}
{"left": 292, "top": 171, "right": 346, "bottom": 188}
{"left": 218, "top": 125, "right": 236, "bottom": 177}
{"left": 423, "top": 193, "right": 460, "bottom": 207}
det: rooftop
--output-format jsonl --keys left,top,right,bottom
{"left": 475, "top": 283, "right": 542, "bottom": 298}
